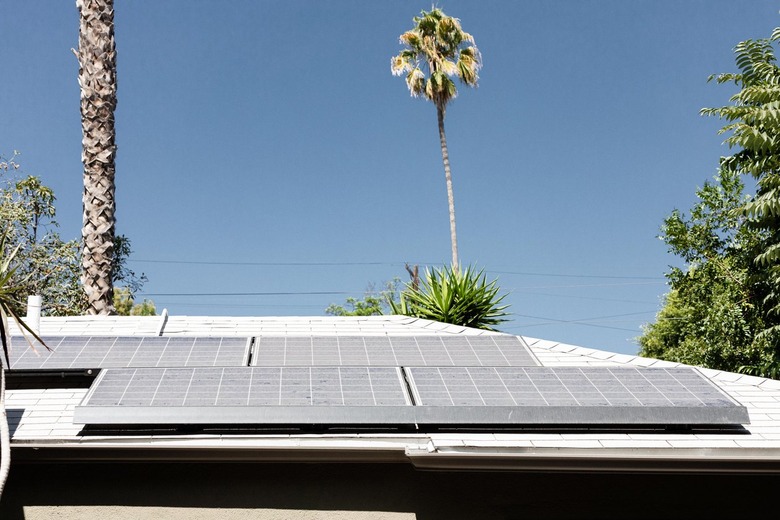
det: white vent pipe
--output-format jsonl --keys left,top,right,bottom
{"left": 26, "top": 295, "right": 42, "bottom": 334}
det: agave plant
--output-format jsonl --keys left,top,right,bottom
{"left": 0, "top": 229, "right": 47, "bottom": 499}
{"left": 390, "top": 264, "right": 509, "bottom": 331}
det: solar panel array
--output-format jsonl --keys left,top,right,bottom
{"left": 9, "top": 333, "right": 744, "bottom": 428}
{"left": 75, "top": 365, "right": 748, "bottom": 426}
{"left": 252, "top": 335, "right": 539, "bottom": 367}
{"left": 9, "top": 336, "right": 250, "bottom": 370}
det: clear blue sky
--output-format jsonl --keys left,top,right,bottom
{"left": 2, "top": 1, "right": 777, "bottom": 354}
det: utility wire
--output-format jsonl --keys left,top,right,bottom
{"left": 516, "top": 290, "right": 658, "bottom": 305}
{"left": 151, "top": 302, "right": 326, "bottom": 309}
{"left": 138, "top": 280, "right": 666, "bottom": 298}
{"left": 139, "top": 291, "right": 351, "bottom": 297}
{"left": 489, "top": 270, "right": 661, "bottom": 280}
{"left": 505, "top": 311, "right": 650, "bottom": 332}
{"left": 132, "top": 259, "right": 407, "bottom": 267}
{"left": 131, "top": 258, "right": 661, "bottom": 280}
{"left": 510, "top": 310, "right": 656, "bottom": 322}
{"left": 507, "top": 281, "right": 666, "bottom": 290}
{"left": 505, "top": 321, "right": 638, "bottom": 332}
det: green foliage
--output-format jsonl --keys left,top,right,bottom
{"left": 0, "top": 214, "right": 49, "bottom": 504}
{"left": 639, "top": 170, "right": 778, "bottom": 376}
{"left": 1, "top": 156, "right": 85, "bottom": 316}
{"left": 391, "top": 8, "right": 481, "bottom": 107}
{"left": 390, "top": 265, "right": 509, "bottom": 331}
{"left": 0, "top": 230, "right": 48, "bottom": 367}
{"left": 112, "top": 235, "right": 147, "bottom": 296}
{"left": 326, "top": 280, "right": 400, "bottom": 317}
{"left": 113, "top": 287, "right": 156, "bottom": 316}
{"left": 701, "top": 27, "right": 780, "bottom": 344}
{"left": 1, "top": 153, "right": 145, "bottom": 316}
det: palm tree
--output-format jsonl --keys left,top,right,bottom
{"left": 391, "top": 8, "right": 481, "bottom": 268}
{"left": 76, "top": 0, "right": 117, "bottom": 314}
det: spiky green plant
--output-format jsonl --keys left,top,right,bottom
{"left": 0, "top": 229, "right": 47, "bottom": 500}
{"left": 390, "top": 265, "right": 509, "bottom": 330}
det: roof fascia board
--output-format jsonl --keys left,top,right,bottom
{"left": 406, "top": 448, "right": 780, "bottom": 474}
{"left": 9, "top": 443, "right": 780, "bottom": 474}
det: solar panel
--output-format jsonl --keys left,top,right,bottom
{"left": 252, "top": 335, "right": 539, "bottom": 367}
{"left": 74, "top": 366, "right": 415, "bottom": 425}
{"left": 74, "top": 365, "right": 748, "bottom": 427}
{"left": 9, "top": 336, "right": 251, "bottom": 370}
{"left": 405, "top": 366, "right": 749, "bottom": 425}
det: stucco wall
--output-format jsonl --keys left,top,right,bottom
{"left": 2, "top": 462, "right": 779, "bottom": 519}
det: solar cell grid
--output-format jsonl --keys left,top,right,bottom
{"left": 407, "top": 366, "right": 744, "bottom": 410}
{"left": 8, "top": 336, "right": 250, "bottom": 369}
{"left": 79, "top": 366, "right": 410, "bottom": 410}
{"left": 58, "top": 333, "right": 748, "bottom": 427}
{"left": 251, "top": 335, "right": 540, "bottom": 367}
{"left": 75, "top": 364, "right": 749, "bottom": 426}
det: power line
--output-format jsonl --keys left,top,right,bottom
{"left": 507, "top": 281, "right": 666, "bottom": 290}
{"left": 139, "top": 281, "right": 664, "bottom": 298}
{"left": 149, "top": 302, "right": 327, "bottom": 309}
{"left": 506, "top": 321, "right": 638, "bottom": 332}
{"left": 489, "top": 270, "right": 661, "bottom": 280}
{"left": 133, "top": 259, "right": 408, "bottom": 267}
{"left": 139, "top": 291, "right": 351, "bottom": 297}
{"left": 130, "top": 258, "right": 662, "bottom": 281}
{"left": 505, "top": 311, "right": 653, "bottom": 333}
{"left": 516, "top": 290, "right": 658, "bottom": 305}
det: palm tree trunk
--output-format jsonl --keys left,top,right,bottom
{"left": 77, "top": 0, "right": 117, "bottom": 315}
{"left": 437, "top": 103, "right": 459, "bottom": 268}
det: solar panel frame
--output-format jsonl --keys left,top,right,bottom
{"left": 8, "top": 336, "right": 252, "bottom": 370}
{"left": 404, "top": 366, "right": 750, "bottom": 425}
{"left": 74, "top": 365, "right": 749, "bottom": 427}
{"left": 251, "top": 335, "right": 540, "bottom": 367}
{"left": 74, "top": 366, "right": 416, "bottom": 425}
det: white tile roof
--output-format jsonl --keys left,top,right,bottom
{"left": 7, "top": 315, "right": 780, "bottom": 472}
{"left": 8, "top": 315, "right": 493, "bottom": 337}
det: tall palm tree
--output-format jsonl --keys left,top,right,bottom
{"left": 391, "top": 8, "right": 481, "bottom": 269}
{"left": 76, "top": 0, "right": 117, "bottom": 314}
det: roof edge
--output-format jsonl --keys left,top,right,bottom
{"left": 407, "top": 446, "right": 780, "bottom": 474}
{"left": 522, "top": 336, "right": 780, "bottom": 389}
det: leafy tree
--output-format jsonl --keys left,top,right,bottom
{"left": 326, "top": 280, "right": 400, "bottom": 317}
{"left": 638, "top": 170, "right": 775, "bottom": 374}
{"left": 77, "top": 0, "right": 118, "bottom": 314}
{"left": 391, "top": 8, "right": 481, "bottom": 268}
{"left": 113, "top": 287, "right": 156, "bottom": 316}
{"left": 1, "top": 154, "right": 145, "bottom": 316}
{"left": 390, "top": 264, "right": 509, "bottom": 331}
{"left": 1, "top": 157, "right": 85, "bottom": 315}
{"left": 701, "top": 27, "right": 780, "bottom": 347}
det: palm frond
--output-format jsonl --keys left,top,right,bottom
{"left": 392, "top": 8, "right": 480, "bottom": 104}
{"left": 0, "top": 229, "right": 50, "bottom": 368}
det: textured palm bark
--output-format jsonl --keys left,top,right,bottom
{"left": 437, "top": 104, "right": 459, "bottom": 269}
{"left": 77, "top": 0, "right": 116, "bottom": 315}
